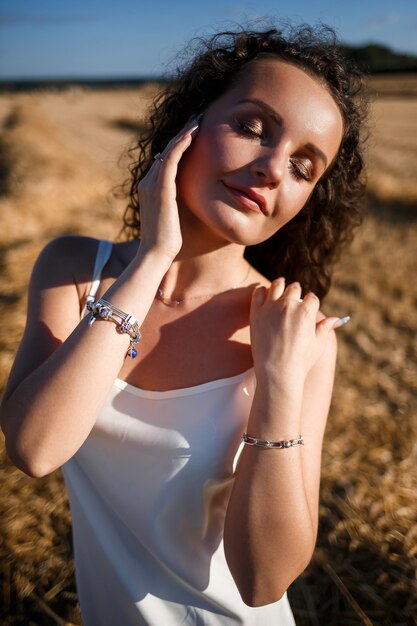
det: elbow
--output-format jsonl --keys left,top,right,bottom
{"left": 9, "top": 453, "right": 52, "bottom": 479}
{"left": 6, "top": 450, "right": 47, "bottom": 478}
{"left": 234, "top": 557, "right": 313, "bottom": 608}
{"left": 19, "top": 460, "right": 53, "bottom": 479}
{"left": 3, "top": 437, "right": 54, "bottom": 479}
{"left": 1, "top": 409, "right": 55, "bottom": 478}
{"left": 240, "top": 585, "right": 288, "bottom": 608}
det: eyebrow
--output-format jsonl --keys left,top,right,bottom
{"left": 236, "top": 97, "right": 328, "bottom": 169}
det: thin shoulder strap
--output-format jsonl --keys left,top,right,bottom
{"left": 81, "top": 240, "right": 113, "bottom": 319}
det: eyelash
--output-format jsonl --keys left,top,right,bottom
{"left": 289, "top": 159, "right": 312, "bottom": 182}
{"left": 235, "top": 118, "right": 313, "bottom": 183}
{"left": 236, "top": 118, "right": 263, "bottom": 139}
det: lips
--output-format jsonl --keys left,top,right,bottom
{"left": 222, "top": 182, "right": 268, "bottom": 215}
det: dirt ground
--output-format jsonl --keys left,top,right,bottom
{"left": 0, "top": 75, "right": 416, "bottom": 625}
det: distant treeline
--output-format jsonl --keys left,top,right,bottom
{"left": 0, "top": 77, "right": 170, "bottom": 93}
{"left": 340, "top": 43, "right": 417, "bottom": 73}
{"left": 1, "top": 43, "right": 416, "bottom": 93}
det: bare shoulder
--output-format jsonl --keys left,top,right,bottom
{"left": 2, "top": 236, "right": 104, "bottom": 401}
{"left": 32, "top": 234, "right": 132, "bottom": 304}
{"left": 33, "top": 235, "right": 101, "bottom": 288}
{"left": 249, "top": 266, "right": 271, "bottom": 289}
{"left": 37, "top": 235, "right": 139, "bottom": 278}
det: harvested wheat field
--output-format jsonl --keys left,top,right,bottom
{"left": 0, "top": 74, "right": 416, "bottom": 625}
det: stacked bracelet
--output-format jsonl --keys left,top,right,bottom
{"left": 86, "top": 298, "right": 142, "bottom": 358}
{"left": 242, "top": 433, "right": 304, "bottom": 449}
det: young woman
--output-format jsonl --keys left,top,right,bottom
{"left": 0, "top": 24, "right": 366, "bottom": 626}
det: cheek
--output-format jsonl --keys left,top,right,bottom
{"left": 176, "top": 129, "right": 234, "bottom": 194}
{"left": 208, "top": 130, "right": 253, "bottom": 171}
{"left": 175, "top": 141, "right": 204, "bottom": 195}
{"left": 191, "top": 128, "right": 246, "bottom": 171}
{"left": 270, "top": 181, "right": 312, "bottom": 230}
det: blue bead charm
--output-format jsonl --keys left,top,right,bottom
{"left": 86, "top": 297, "right": 141, "bottom": 359}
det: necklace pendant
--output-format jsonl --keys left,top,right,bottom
{"left": 155, "top": 265, "right": 251, "bottom": 307}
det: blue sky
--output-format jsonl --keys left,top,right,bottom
{"left": 1, "top": 0, "right": 416, "bottom": 79}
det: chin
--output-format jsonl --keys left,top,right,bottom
{"left": 188, "top": 201, "right": 271, "bottom": 246}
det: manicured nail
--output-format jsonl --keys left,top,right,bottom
{"left": 175, "top": 124, "right": 199, "bottom": 143}
{"left": 332, "top": 316, "right": 351, "bottom": 330}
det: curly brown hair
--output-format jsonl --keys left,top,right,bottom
{"left": 122, "top": 23, "right": 367, "bottom": 298}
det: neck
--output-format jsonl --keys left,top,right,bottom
{"left": 159, "top": 244, "right": 250, "bottom": 303}
{"left": 157, "top": 200, "right": 254, "bottom": 302}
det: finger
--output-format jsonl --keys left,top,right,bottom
{"left": 266, "top": 276, "right": 286, "bottom": 301}
{"left": 174, "top": 114, "right": 203, "bottom": 144}
{"left": 283, "top": 281, "right": 302, "bottom": 301}
{"left": 153, "top": 123, "right": 201, "bottom": 181}
{"left": 316, "top": 315, "right": 350, "bottom": 337}
{"left": 301, "top": 291, "right": 320, "bottom": 313}
{"left": 150, "top": 133, "right": 192, "bottom": 169}
{"left": 251, "top": 285, "right": 267, "bottom": 310}
{"left": 250, "top": 285, "right": 266, "bottom": 323}
{"left": 149, "top": 114, "right": 202, "bottom": 170}
{"left": 165, "top": 114, "right": 202, "bottom": 152}
{"left": 332, "top": 316, "right": 351, "bottom": 329}
{"left": 146, "top": 137, "right": 191, "bottom": 190}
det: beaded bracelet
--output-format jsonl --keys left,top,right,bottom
{"left": 86, "top": 298, "right": 141, "bottom": 358}
{"left": 242, "top": 433, "right": 304, "bottom": 449}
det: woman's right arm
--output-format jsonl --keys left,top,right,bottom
{"left": 0, "top": 238, "right": 171, "bottom": 478}
{"left": 0, "top": 116, "right": 200, "bottom": 478}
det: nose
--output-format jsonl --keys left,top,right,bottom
{"left": 251, "top": 140, "right": 288, "bottom": 188}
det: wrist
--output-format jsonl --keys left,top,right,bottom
{"left": 247, "top": 384, "right": 303, "bottom": 441}
{"left": 127, "top": 242, "right": 175, "bottom": 280}
{"left": 137, "top": 240, "right": 179, "bottom": 266}
{"left": 254, "top": 368, "right": 305, "bottom": 399}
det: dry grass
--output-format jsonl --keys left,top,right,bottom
{"left": 1, "top": 75, "right": 417, "bottom": 625}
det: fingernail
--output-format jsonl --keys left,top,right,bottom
{"left": 191, "top": 113, "right": 203, "bottom": 123}
{"left": 175, "top": 124, "right": 199, "bottom": 144}
{"left": 333, "top": 315, "right": 350, "bottom": 328}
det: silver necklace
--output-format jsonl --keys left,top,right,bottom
{"left": 156, "top": 265, "right": 251, "bottom": 307}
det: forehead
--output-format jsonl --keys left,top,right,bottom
{"left": 229, "top": 57, "right": 336, "bottom": 109}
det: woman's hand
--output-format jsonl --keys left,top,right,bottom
{"left": 226, "top": 277, "right": 341, "bottom": 605}
{"left": 137, "top": 115, "right": 201, "bottom": 261}
{"left": 250, "top": 278, "right": 342, "bottom": 390}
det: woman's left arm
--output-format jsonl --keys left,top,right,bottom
{"left": 223, "top": 278, "right": 340, "bottom": 607}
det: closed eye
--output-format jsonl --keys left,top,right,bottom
{"left": 234, "top": 117, "right": 264, "bottom": 139}
{"left": 289, "top": 157, "right": 313, "bottom": 182}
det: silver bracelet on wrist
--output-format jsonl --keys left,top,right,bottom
{"left": 242, "top": 433, "right": 304, "bottom": 449}
{"left": 86, "top": 298, "right": 142, "bottom": 359}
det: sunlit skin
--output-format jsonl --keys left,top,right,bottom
{"left": 176, "top": 58, "right": 344, "bottom": 249}
{"left": 0, "top": 54, "right": 351, "bottom": 611}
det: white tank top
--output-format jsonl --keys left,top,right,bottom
{"left": 61, "top": 240, "right": 295, "bottom": 625}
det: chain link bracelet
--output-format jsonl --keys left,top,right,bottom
{"left": 86, "top": 298, "right": 142, "bottom": 358}
{"left": 242, "top": 433, "right": 304, "bottom": 449}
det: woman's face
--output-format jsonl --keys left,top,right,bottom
{"left": 175, "top": 58, "right": 344, "bottom": 247}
